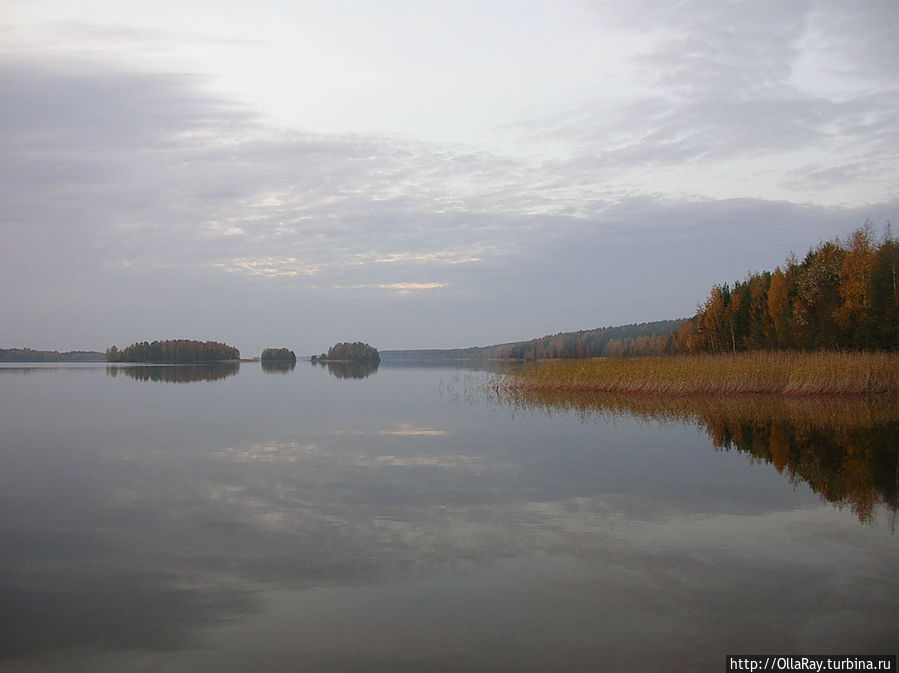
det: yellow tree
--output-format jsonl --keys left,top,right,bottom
{"left": 766, "top": 266, "right": 790, "bottom": 347}
{"left": 834, "top": 223, "right": 876, "bottom": 347}
{"left": 700, "top": 284, "right": 732, "bottom": 353}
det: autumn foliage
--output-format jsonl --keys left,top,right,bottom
{"left": 676, "top": 222, "right": 898, "bottom": 353}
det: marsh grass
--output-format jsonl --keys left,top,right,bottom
{"left": 498, "top": 351, "right": 899, "bottom": 397}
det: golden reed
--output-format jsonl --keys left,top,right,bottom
{"left": 499, "top": 351, "right": 899, "bottom": 397}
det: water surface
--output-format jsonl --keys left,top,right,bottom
{"left": 1, "top": 362, "right": 896, "bottom": 672}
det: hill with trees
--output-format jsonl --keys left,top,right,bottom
{"left": 380, "top": 320, "right": 685, "bottom": 363}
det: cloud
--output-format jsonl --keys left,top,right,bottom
{"left": 376, "top": 425, "right": 447, "bottom": 436}
{"left": 376, "top": 282, "right": 447, "bottom": 295}
{"left": 1, "top": 2, "right": 897, "bottom": 354}
{"left": 514, "top": 1, "right": 899, "bottom": 205}
{"left": 373, "top": 454, "right": 485, "bottom": 470}
{"left": 215, "top": 257, "right": 321, "bottom": 279}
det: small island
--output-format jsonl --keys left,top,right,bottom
{"left": 260, "top": 347, "right": 297, "bottom": 372}
{"left": 311, "top": 341, "right": 380, "bottom": 364}
{"left": 260, "top": 348, "right": 297, "bottom": 364}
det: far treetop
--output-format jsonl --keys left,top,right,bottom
{"left": 311, "top": 342, "right": 380, "bottom": 364}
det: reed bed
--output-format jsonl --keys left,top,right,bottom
{"left": 499, "top": 351, "right": 899, "bottom": 397}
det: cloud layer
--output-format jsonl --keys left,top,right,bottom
{"left": 1, "top": 1, "right": 897, "bottom": 354}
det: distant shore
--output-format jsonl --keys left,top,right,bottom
{"left": 497, "top": 351, "right": 899, "bottom": 397}
{"left": 0, "top": 348, "right": 105, "bottom": 363}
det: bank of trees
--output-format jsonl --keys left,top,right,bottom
{"left": 493, "top": 320, "right": 684, "bottom": 360}
{"left": 676, "top": 223, "right": 898, "bottom": 353}
{"left": 105, "top": 340, "right": 240, "bottom": 363}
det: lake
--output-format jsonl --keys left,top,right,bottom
{"left": 1, "top": 362, "right": 896, "bottom": 672}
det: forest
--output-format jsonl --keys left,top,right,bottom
{"left": 475, "top": 222, "right": 896, "bottom": 361}
{"left": 493, "top": 320, "right": 685, "bottom": 360}
{"left": 105, "top": 340, "right": 240, "bottom": 363}
{"left": 676, "top": 223, "right": 898, "bottom": 353}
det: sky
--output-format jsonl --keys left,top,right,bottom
{"left": 2, "top": 0, "right": 897, "bottom": 356}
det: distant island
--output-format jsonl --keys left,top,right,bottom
{"left": 105, "top": 339, "right": 240, "bottom": 363}
{"left": 260, "top": 347, "right": 297, "bottom": 372}
{"left": 311, "top": 341, "right": 380, "bottom": 364}
{"left": 260, "top": 348, "right": 296, "bottom": 364}
{"left": 0, "top": 348, "right": 105, "bottom": 362}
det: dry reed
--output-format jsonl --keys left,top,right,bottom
{"left": 499, "top": 351, "right": 899, "bottom": 397}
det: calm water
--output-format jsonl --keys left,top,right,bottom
{"left": 1, "top": 362, "right": 896, "bottom": 672}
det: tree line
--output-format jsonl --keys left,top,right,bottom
{"left": 0, "top": 348, "right": 104, "bottom": 362}
{"left": 496, "top": 222, "right": 896, "bottom": 359}
{"left": 486, "top": 320, "right": 685, "bottom": 360}
{"left": 676, "top": 223, "right": 898, "bottom": 353}
{"left": 105, "top": 340, "right": 240, "bottom": 363}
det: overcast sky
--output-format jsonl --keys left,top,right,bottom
{"left": 2, "top": 0, "right": 897, "bottom": 355}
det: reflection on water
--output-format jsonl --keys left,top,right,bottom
{"left": 107, "top": 362, "right": 240, "bottom": 383}
{"left": 261, "top": 360, "right": 296, "bottom": 374}
{"left": 494, "top": 387, "right": 899, "bottom": 526}
{"left": 2, "top": 364, "right": 897, "bottom": 672}
{"left": 313, "top": 360, "right": 379, "bottom": 379}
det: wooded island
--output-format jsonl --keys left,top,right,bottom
{"left": 105, "top": 340, "right": 240, "bottom": 363}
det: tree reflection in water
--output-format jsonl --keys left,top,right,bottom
{"left": 313, "top": 360, "right": 379, "bottom": 379}
{"left": 106, "top": 363, "right": 240, "bottom": 383}
{"left": 493, "top": 387, "right": 899, "bottom": 527}
{"left": 261, "top": 360, "right": 296, "bottom": 374}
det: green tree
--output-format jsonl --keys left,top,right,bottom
{"left": 792, "top": 242, "right": 845, "bottom": 349}
{"left": 869, "top": 236, "right": 899, "bottom": 349}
